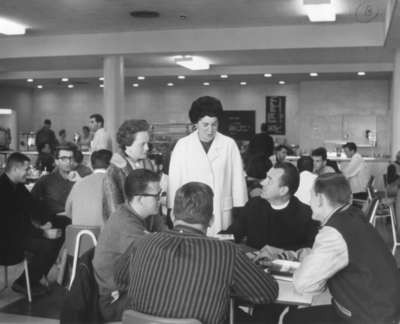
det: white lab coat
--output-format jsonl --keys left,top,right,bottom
{"left": 167, "top": 131, "right": 248, "bottom": 235}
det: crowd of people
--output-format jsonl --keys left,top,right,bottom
{"left": 1, "top": 95, "right": 400, "bottom": 324}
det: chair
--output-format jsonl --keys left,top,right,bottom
{"left": 1, "top": 257, "right": 32, "bottom": 302}
{"left": 364, "top": 197, "right": 379, "bottom": 224}
{"left": 122, "top": 309, "right": 202, "bottom": 324}
{"left": 56, "top": 224, "right": 100, "bottom": 288}
{"left": 388, "top": 202, "right": 400, "bottom": 256}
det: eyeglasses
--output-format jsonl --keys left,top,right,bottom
{"left": 59, "top": 156, "right": 73, "bottom": 162}
{"left": 138, "top": 190, "right": 163, "bottom": 200}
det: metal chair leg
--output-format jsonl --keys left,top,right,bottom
{"left": 4, "top": 266, "right": 8, "bottom": 288}
{"left": 57, "top": 249, "right": 68, "bottom": 285}
{"left": 23, "top": 259, "right": 32, "bottom": 303}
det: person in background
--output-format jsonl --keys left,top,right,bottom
{"left": 58, "top": 129, "right": 68, "bottom": 147}
{"left": 342, "top": 142, "right": 370, "bottom": 200}
{"left": 71, "top": 149, "right": 92, "bottom": 178}
{"left": 36, "top": 142, "right": 55, "bottom": 173}
{"left": 103, "top": 119, "right": 154, "bottom": 221}
{"left": 269, "top": 144, "right": 288, "bottom": 165}
{"left": 93, "top": 169, "right": 166, "bottom": 322}
{"left": 89, "top": 113, "right": 112, "bottom": 152}
{"left": 1, "top": 153, "right": 63, "bottom": 297}
{"left": 245, "top": 153, "right": 273, "bottom": 198}
{"left": 295, "top": 156, "right": 317, "bottom": 205}
{"left": 66, "top": 149, "right": 112, "bottom": 227}
{"left": 35, "top": 119, "right": 58, "bottom": 154}
{"left": 247, "top": 122, "right": 274, "bottom": 158}
{"left": 168, "top": 96, "right": 248, "bottom": 236}
{"left": 115, "top": 182, "right": 278, "bottom": 324}
{"left": 79, "top": 125, "right": 92, "bottom": 151}
{"left": 311, "top": 147, "right": 335, "bottom": 175}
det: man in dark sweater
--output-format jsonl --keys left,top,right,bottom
{"left": 0, "top": 153, "right": 63, "bottom": 296}
{"left": 228, "top": 162, "right": 319, "bottom": 251}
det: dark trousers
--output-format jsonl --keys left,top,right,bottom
{"left": 98, "top": 292, "right": 128, "bottom": 322}
{"left": 283, "top": 305, "right": 346, "bottom": 324}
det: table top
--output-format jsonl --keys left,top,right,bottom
{"left": 275, "top": 279, "right": 312, "bottom": 306}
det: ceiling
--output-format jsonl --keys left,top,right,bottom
{"left": 0, "top": 0, "right": 398, "bottom": 85}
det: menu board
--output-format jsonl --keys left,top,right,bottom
{"left": 219, "top": 110, "right": 255, "bottom": 141}
{"left": 266, "top": 96, "right": 286, "bottom": 135}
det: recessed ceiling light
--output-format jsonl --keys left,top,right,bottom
{"left": 99, "top": 77, "right": 104, "bottom": 81}
{"left": 177, "top": 75, "right": 186, "bottom": 80}
{"left": 264, "top": 73, "right": 272, "bottom": 78}
{"left": 132, "top": 83, "right": 139, "bottom": 87}
{"left": 303, "top": 0, "right": 336, "bottom": 22}
{"left": 37, "top": 85, "right": 43, "bottom": 89}
{"left": 203, "top": 82, "right": 210, "bottom": 86}
{"left": 174, "top": 55, "right": 210, "bottom": 70}
{"left": 99, "top": 84, "right": 104, "bottom": 88}
{"left": 27, "top": 78, "right": 34, "bottom": 83}
{"left": 167, "top": 82, "right": 174, "bottom": 87}
{"left": 68, "top": 84, "right": 74, "bottom": 89}
{"left": 0, "top": 17, "right": 27, "bottom": 35}
{"left": 137, "top": 76, "right": 145, "bottom": 80}
{"left": 240, "top": 81, "right": 247, "bottom": 86}
{"left": 310, "top": 72, "right": 318, "bottom": 77}
{"left": 0, "top": 109, "right": 12, "bottom": 115}
{"left": 357, "top": 71, "right": 366, "bottom": 76}
{"left": 220, "top": 74, "right": 228, "bottom": 79}
{"left": 278, "top": 81, "right": 286, "bottom": 85}
{"left": 61, "top": 78, "right": 69, "bottom": 82}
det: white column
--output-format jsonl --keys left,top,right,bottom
{"left": 391, "top": 49, "right": 400, "bottom": 159}
{"left": 103, "top": 55, "right": 125, "bottom": 151}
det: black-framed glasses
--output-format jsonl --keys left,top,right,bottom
{"left": 138, "top": 190, "right": 163, "bottom": 200}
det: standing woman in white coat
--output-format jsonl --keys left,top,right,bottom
{"left": 167, "top": 96, "right": 248, "bottom": 235}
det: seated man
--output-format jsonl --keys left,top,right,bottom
{"left": 115, "top": 182, "right": 278, "bottom": 324}
{"left": 269, "top": 144, "right": 288, "bottom": 165}
{"left": 0, "top": 153, "right": 63, "bottom": 296}
{"left": 66, "top": 149, "right": 112, "bottom": 226}
{"left": 311, "top": 147, "right": 335, "bottom": 175}
{"left": 93, "top": 169, "right": 167, "bottom": 322}
{"left": 228, "top": 162, "right": 319, "bottom": 251}
{"left": 342, "top": 142, "right": 370, "bottom": 199}
{"left": 295, "top": 155, "right": 317, "bottom": 205}
{"left": 71, "top": 149, "right": 92, "bottom": 178}
{"left": 31, "top": 146, "right": 75, "bottom": 230}
{"left": 259, "top": 173, "right": 400, "bottom": 324}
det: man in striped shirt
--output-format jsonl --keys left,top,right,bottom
{"left": 115, "top": 182, "right": 278, "bottom": 324}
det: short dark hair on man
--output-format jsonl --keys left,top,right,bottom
{"left": 188, "top": 96, "right": 224, "bottom": 124}
{"left": 124, "top": 169, "right": 160, "bottom": 202}
{"left": 116, "top": 119, "right": 149, "bottom": 151}
{"left": 274, "top": 162, "right": 300, "bottom": 195}
{"left": 311, "top": 147, "right": 328, "bottom": 160}
{"left": 90, "top": 114, "right": 104, "bottom": 127}
{"left": 275, "top": 145, "right": 287, "bottom": 152}
{"left": 59, "top": 129, "right": 66, "bottom": 137}
{"left": 342, "top": 142, "right": 357, "bottom": 152}
{"left": 297, "top": 156, "right": 313, "bottom": 173}
{"left": 44, "top": 119, "right": 51, "bottom": 125}
{"left": 56, "top": 145, "right": 75, "bottom": 159}
{"left": 73, "top": 150, "right": 84, "bottom": 164}
{"left": 174, "top": 182, "right": 214, "bottom": 226}
{"left": 5, "top": 152, "right": 30, "bottom": 172}
{"left": 260, "top": 123, "right": 267, "bottom": 133}
{"left": 313, "top": 173, "right": 352, "bottom": 206}
{"left": 91, "top": 149, "right": 112, "bottom": 169}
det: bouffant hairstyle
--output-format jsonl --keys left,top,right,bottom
{"left": 188, "top": 96, "right": 224, "bottom": 124}
{"left": 116, "top": 119, "right": 149, "bottom": 151}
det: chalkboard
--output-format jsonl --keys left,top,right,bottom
{"left": 219, "top": 110, "right": 255, "bottom": 141}
{"left": 266, "top": 96, "right": 286, "bottom": 135}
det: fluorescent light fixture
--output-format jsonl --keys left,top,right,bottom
{"left": 137, "top": 76, "right": 145, "bottom": 80}
{"left": 264, "top": 73, "right": 272, "bottom": 78}
{"left": 132, "top": 83, "right": 139, "bottom": 87}
{"left": 278, "top": 81, "right": 286, "bottom": 85}
{"left": 61, "top": 78, "right": 69, "bottom": 82}
{"left": 177, "top": 75, "right": 186, "bottom": 80}
{"left": 99, "top": 84, "right": 104, "bottom": 88}
{"left": 99, "top": 77, "right": 104, "bottom": 81}
{"left": 27, "top": 78, "right": 34, "bottom": 83}
{"left": 174, "top": 55, "right": 210, "bottom": 70}
{"left": 303, "top": 0, "right": 336, "bottom": 22}
{"left": 0, "top": 109, "right": 12, "bottom": 115}
{"left": 240, "top": 81, "right": 247, "bottom": 86}
{"left": 203, "top": 82, "right": 210, "bottom": 86}
{"left": 0, "top": 17, "right": 26, "bottom": 35}
{"left": 310, "top": 72, "right": 318, "bottom": 77}
{"left": 167, "top": 82, "right": 174, "bottom": 87}
{"left": 357, "top": 71, "right": 366, "bottom": 76}
{"left": 220, "top": 74, "right": 228, "bottom": 79}
{"left": 37, "top": 85, "right": 43, "bottom": 89}
{"left": 68, "top": 84, "right": 74, "bottom": 88}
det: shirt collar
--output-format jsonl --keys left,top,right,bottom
{"left": 270, "top": 200, "right": 290, "bottom": 210}
{"left": 173, "top": 224, "right": 206, "bottom": 236}
{"left": 93, "top": 169, "right": 106, "bottom": 174}
{"left": 322, "top": 203, "right": 351, "bottom": 226}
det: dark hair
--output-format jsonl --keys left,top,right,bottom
{"left": 56, "top": 145, "right": 75, "bottom": 158}
{"left": 245, "top": 153, "right": 273, "bottom": 179}
{"left": 387, "top": 164, "right": 398, "bottom": 185}
{"left": 59, "top": 129, "right": 66, "bottom": 137}
{"left": 274, "top": 162, "right": 300, "bottom": 195}
{"left": 44, "top": 119, "right": 51, "bottom": 125}
{"left": 124, "top": 169, "right": 160, "bottom": 202}
{"left": 188, "top": 96, "right": 224, "bottom": 124}
{"left": 91, "top": 149, "right": 112, "bottom": 169}
{"left": 342, "top": 142, "right": 357, "bottom": 152}
{"left": 297, "top": 156, "right": 313, "bottom": 173}
{"left": 90, "top": 114, "right": 104, "bottom": 127}
{"left": 260, "top": 123, "right": 267, "bottom": 133}
{"left": 311, "top": 147, "right": 328, "bottom": 160}
{"left": 5, "top": 152, "right": 30, "bottom": 172}
{"left": 116, "top": 119, "right": 149, "bottom": 151}
{"left": 313, "top": 173, "right": 352, "bottom": 206}
{"left": 275, "top": 145, "right": 288, "bottom": 152}
{"left": 174, "top": 182, "right": 214, "bottom": 226}
{"left": 82, "top": 126, "right": 90, "bottom": 133}
{"left": 73, "top": 150, "right": 84, "bottom": 164}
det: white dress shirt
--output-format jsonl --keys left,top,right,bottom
{"left": 91, "top": 128, "right": 113, "bottom": 152}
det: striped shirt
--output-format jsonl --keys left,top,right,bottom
{"left": 114, "top": 225, "right": 278, "bottom": 324}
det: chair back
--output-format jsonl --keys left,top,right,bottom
{"left": 122, "top": 310, "right": 202, "bottom": 324}
{"left": 65, "top": 225, "right": 101, "bottom": 257}
{"left": 364, "top": 197, "right": 379, "bottom": 224}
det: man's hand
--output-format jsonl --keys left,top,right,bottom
{"left": 40, "top": 222, "right": 52, "bottom": 230}
{"left": 254, "top": 245, "right": 285, "bottom": 262}
{"left": 43, "top": 228, "right": 62, "bottom": 239}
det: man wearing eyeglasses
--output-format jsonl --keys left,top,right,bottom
{"left": 93, "top": 169, "right": 167, "bottom": 322}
